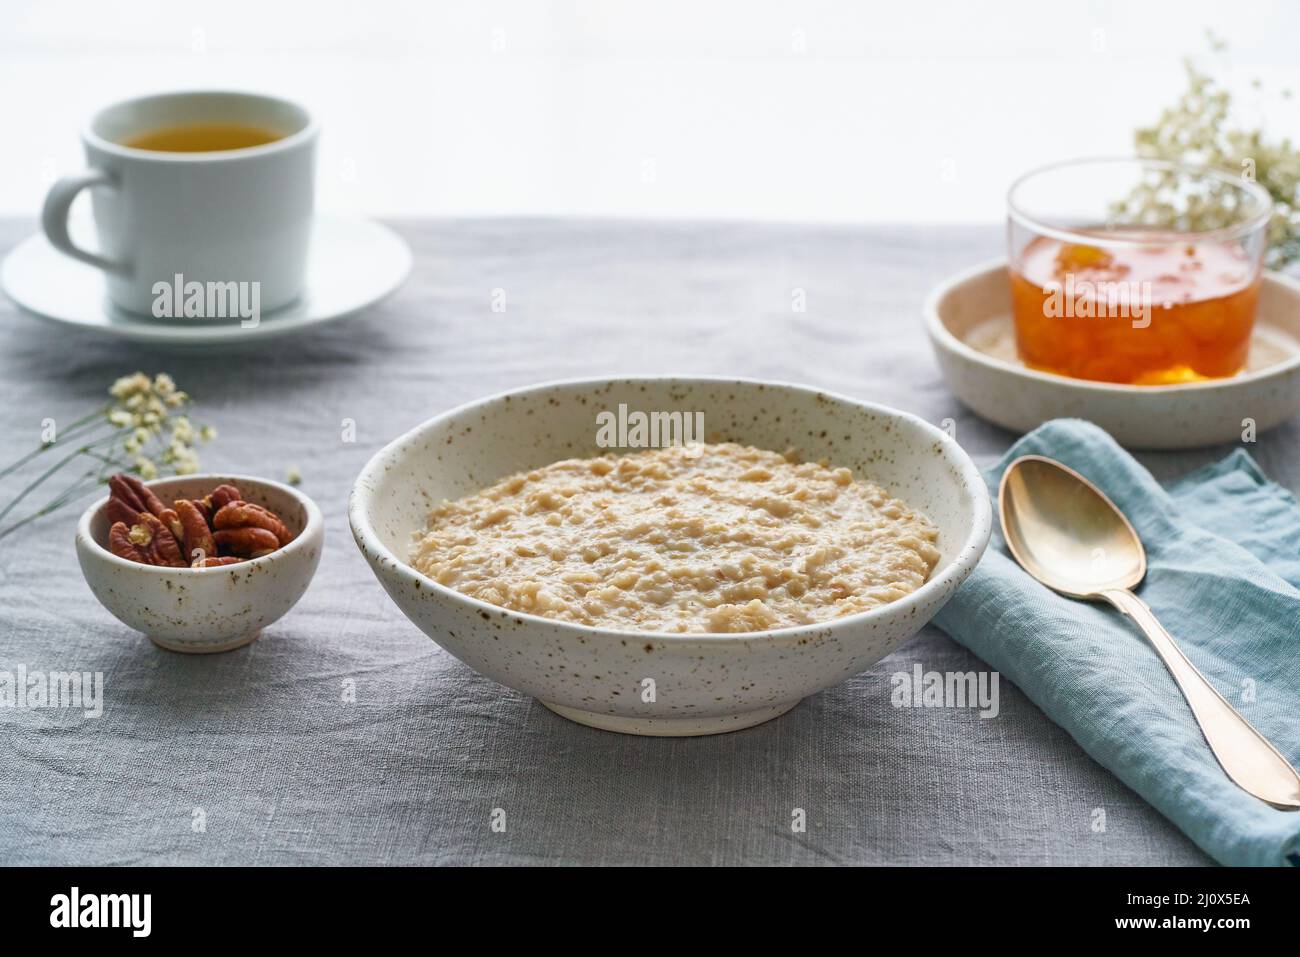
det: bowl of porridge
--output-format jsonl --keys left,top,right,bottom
{"left": 349, "top": 377, "right": 991, "bottom": 735}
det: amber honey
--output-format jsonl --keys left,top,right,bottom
{"left": 1009, "top": 234, "right": 1259, "bottom": 385}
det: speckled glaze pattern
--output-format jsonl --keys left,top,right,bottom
{"left": 76, "top": 474, "right": 324, "bottom": 653}
{"left": 925, "top": 260, "right": 1300, "bottom": 450}
{"left": 349, "top": 377, "right": 992, "bottom": 736}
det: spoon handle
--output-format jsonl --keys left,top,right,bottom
{"left": 1102, "top": 588, "right": 1300, "bottom": 810}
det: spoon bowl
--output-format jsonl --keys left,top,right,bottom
{"left": 999, "top": 455, "right": 1145, "bottom": 597}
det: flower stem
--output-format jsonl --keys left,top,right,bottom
{"left": 0, "top": 411, "right": 113, "bottom": 481}
{"left": 0, "top": 471, "right": 105, "bottom": 543}
{"left": 0, "top": 434, "right": 123, "bottom": 528}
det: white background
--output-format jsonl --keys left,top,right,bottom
{"left": 2, "top": 0, "right": 1296, "bottom": 222}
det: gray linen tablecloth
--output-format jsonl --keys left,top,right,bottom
{"left": 4, "top": 218, "right": 1296, "bottom": 866}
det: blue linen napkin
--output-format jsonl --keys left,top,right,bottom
{"left": 933, "top": 419, "right": 1300, "bottom": 866}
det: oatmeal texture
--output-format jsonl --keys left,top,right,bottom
{"left": 411, "top": 442, "right": 940, "bottom": 634}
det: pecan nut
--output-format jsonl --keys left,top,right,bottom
{"left": 106, "top": 496, "right": 140, "bottom": 529}
{"left": 108, "top": 514, "right": 185, "bottom": 567}
{"left": 115, "top": 473, "right": 167, "bottom": 519}
{"left": 108, "top": 475, "right": 145, "bottom": 513}
{"left": 207, "top": 483, "right": 243, "bottom": 513}
{"left": 174, "top": 499, "right": 216, "bottom": 564}
{"left": 193, "top": 555, "right": 242, "bottom": 568}
{"left": 160, "top": 507, "right": 183, "bottom": 542}
{"left": 213, "top": 501, "right": 293, "bottom": 547}
{"left": 107, "top": 471, "right": 183, "bottom": 564}
{"left": 109, "top": 521, "right": 151, "bottom": 564}
{"left": 129, "top": 513, "right": 187, "bottom": 567}
{"left": 213, "top": 526, "right": 280, "bottom": 558}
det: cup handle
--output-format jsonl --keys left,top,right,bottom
{"left": 41, "top": 169, "right": 130, "bottom": 275}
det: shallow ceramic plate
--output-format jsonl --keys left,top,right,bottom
{"left": 1, "top": 213, "right": 410, "bottom": 347}
{"left": 350, "top": 377, "right": 991, "bottom": 737}
{"left": 925, "top": 260, "right": 1300, "bottom": 449}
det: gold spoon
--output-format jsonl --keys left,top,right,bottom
{"left": 999, "top": 454, "right": 1300, "bottom": 810}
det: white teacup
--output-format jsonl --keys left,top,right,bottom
{"left": 41, "top": 91, "right": 317, "bottom": 317}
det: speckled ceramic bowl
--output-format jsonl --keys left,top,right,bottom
{"left": 76, "top": 474, "right": 324, "bottom": 653}
{"left": 350, "top": 377, "right": 991, "bottom": 736}
{"left": 925, "top": 260, "right": 1300, "bottom": 448}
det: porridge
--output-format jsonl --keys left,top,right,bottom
{"left": 410, "top": 442, "right": 940, "bottom": 634}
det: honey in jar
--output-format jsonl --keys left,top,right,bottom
{"left": 1009, "top": 233, "right": 1259, "bottom": 385}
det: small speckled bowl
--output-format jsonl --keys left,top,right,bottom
{"left": 76, "top": 474, "right": 324, "bottom": 653}
{"left": 350, "top": 377, "right": 991, "bottom": 736}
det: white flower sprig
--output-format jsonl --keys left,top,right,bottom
{"left": 0, "top": 372, "right": 215, "bottom": 542}
{"left": 1125, "top": 35, "right": 1300, "bottom": 269}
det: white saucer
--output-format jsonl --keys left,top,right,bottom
{"left": 925, "top": 260, "right": 1300, "bottom": 449}
{"left": 1, "top": 213, "right": 411, "bottom": 346}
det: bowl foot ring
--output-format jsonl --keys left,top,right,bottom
{"left": 147, "top": 630, "right": 261, "bottom": 655}
{"left": 540, "top": 700, "right": 798, "bottom": 736}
